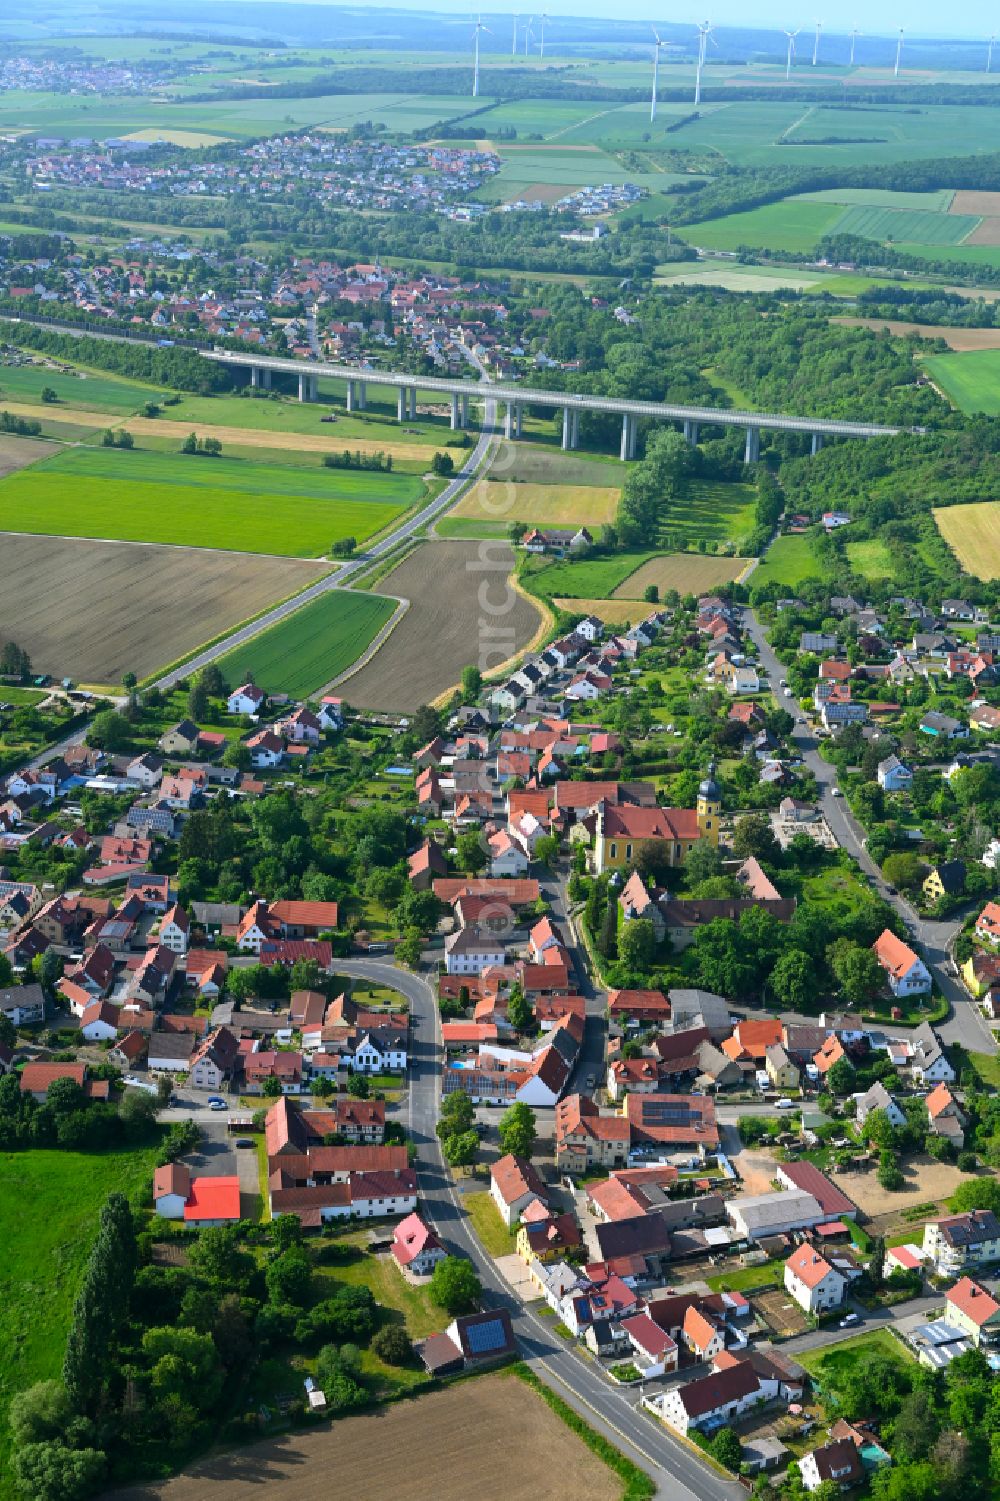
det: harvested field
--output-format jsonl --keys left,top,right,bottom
{"left": 343, "top": 541, "right": 543, "bottom": 711}
{"left": 453, "top": 478, "right": 620, "bottom": 525}
{"left": 553, "top": 597, "right": 658, "bottom": 625}
{"left": 0, "top": 534, "right": 326, "bottom": 682}
{"left": 656, "top": 266, "right": 824, "bottom": 293}
{"left": 500, "top": 181, "right": 568, "bottom": 203}
{"left": 833, "top": 316, "right": 1000, "bottom": 350}
{"left": 829, "top": 1154, "right": 966, "bottom": 1217}
{"left": 964, "top": 217, "right": 1000, "bottom": 246}
{"left": 0, "top": 433, "right": 49, "bottom": 477}
{"left": 0, "top": 401, "right": 439, "bottom": 462}
{"left": 113, "top": 1372, "right": 621, "bottom": 1501}
{"left": 612, "top": 553, "right": 751, "bottom": 597}
{"left": 490, "top": 441, "right": 625, "bottom": 487}
{"left": 951, "top": 189, "right": 1000, "bottom": 216}
{"left": 121, "top": 127, "right": 232, "bottom": 146}
{"left": 934, "top": 500, "right": 1000, "bottom": 577}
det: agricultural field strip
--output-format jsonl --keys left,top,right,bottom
{"left": 933, "top": 502, "right": 1000, "bottom": 580}
{"left": 0, "top": 533, "right": 327, "bottom": 682}
{"left": 213, "top": 591, "right": 399, "bottom": 699}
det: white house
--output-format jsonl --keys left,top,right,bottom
{"left": 922, "top": 1210, "right": 1000, "bottom": 1275}
{"left": 873, "top": 929, "right": 931, "bottom": 997}
{"left": 228, "top": 684, "right": 265, "bottom": 715}
{"left": 0, "top": 983, "right": 46, "bottom": 1026}
{"left": 799, "top": 1440, "right": 862, "bottom": 1492}
{"left": 910, "top": 1022, "right": 955, "bottom": 1085}
{"left": 153, "top": 1163, "right": 190, "bottom": 1219}
{"left": 490, "top": 1153, "right": 548, "bottom": 1227}
{"left": 855, "top": 1080, "right": 906, "bottom": 1129}
{"left": 877, "top": 755, "right": 913, "bottom": 792}
{"left": 159, "top": 904, "right": 190, "bottom": 954}
{"left": 246, "top": 730, "right": 284, "bottom": 769}
{"left": 727, "top": 666, "right": 760, "bottom": 696}
{"left": 488, "top": 829, "right": 530, "bottom": 878}
{"left": 575, "top": 615, "right": 604, "bottom": 642}
{"left": 656, "top": 1362, "right": 766, "bottom": 1437}
{"left": 390, "top": 1213, "right": 445, "bottom": 1276}
{"left": 79, "top": 1000, "right": 120, "bottom": 1042}
{"left": 784, "top": 1244, "right": 847, "bottom": 1315}
{"left": 317, "top": 696, "right": 344, "bottom": 731}
{"left": 444, "top": 929, "right": 507, "bottom": 976}
{"left": 126, "top": 753, "right": 163, "bottom": 790}
{"left": 349, "top": 1028, "right": 408, "bottom": 1073}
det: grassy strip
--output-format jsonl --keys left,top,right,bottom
{"left": 512, "top": 1363, "right": 656, "bottom": 1501}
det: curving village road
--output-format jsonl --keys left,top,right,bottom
{"left": 744, "top": 608, "right": 997, "bottom": 1055}
{"left": 335, "top": 958, "right": 742, "bottom": 1501}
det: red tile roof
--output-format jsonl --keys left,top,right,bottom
{"left": 183, "top": 1176, "right": 242, "bottom": 1222}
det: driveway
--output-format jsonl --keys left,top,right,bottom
{"left": 746, "top": 607, "right": 997, "bottom": 1056}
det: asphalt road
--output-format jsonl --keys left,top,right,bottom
{"left": 745, "top": 608, "right": 997, "bottom": 1056}
{"left": 335, "top": 957, "right": 743, "bottom": 1501}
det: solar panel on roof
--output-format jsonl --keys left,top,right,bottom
{"left": 465, "top": 1317, "right": 505, "bottom": 1355}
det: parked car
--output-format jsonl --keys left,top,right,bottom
{"left": 776, "top": 1098, "right": 794, "bottom": 1110}
{"left": 839, "top": 1312, "right": 860, "bottom": 1328}
{"left": 207, "top": 1097, "right": 227, "bottom": 1111}
{"left": 235, "top": 1138, "right": 255, "bottom": 1149}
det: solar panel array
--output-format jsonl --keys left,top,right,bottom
{"left": 465, "top": 1317, "right": 505, "bottom": 1355}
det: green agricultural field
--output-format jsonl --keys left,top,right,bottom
{"left": 0, "top": 446, "right": 419, "bottom": 556}
{"left": 831, "top": 204, "right": 980, "bottom": 245}
{"left": 162, "top": 390, "right": 454, "bottom": 445}
{"left": 681, "top": 201, "right": 842, "bottom": 255}
{"left": 925, "top": 348, "right": 1000, "bottom": 413}
{"left": 490, "top": 441, "right": 626, "bottom": 486}
{"left": 751, "top": 532, "right": 824, "bottom": 588}
{"left": 796, "top": 187, "right": 956, "bottom": 209}
{"left": 656, "top": 478, "right": 758, "bottom": 549}
{"left": 0, "top": 359, "right": 156, "bottom": 414}
{"left": 0, "top": 1147, "right": 161, "bottom": 1501}
{"left": 436, "top": 516, "right": 510, "bottom": 539}
{"left": 896, "top": 241, "right": 1000, "bottom": 271}
{"left": 523, "top": 549, "right": 656, "bottom": 599}
{"left": 213, "top": 589, "right": 397, "bottom": 696}
{"left": 846, "top": 538, "right": 895, "bottom": 577}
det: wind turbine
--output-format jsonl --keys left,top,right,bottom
{"left": 694, "top": 22, "right": 715, "bottom": 106}
{"left": 894, "top": 26, "right": 904, "bottom": 76}
{"left": 512, "top": 13, "right": 518, "bottom": 55}
{"left": 784, "top": 28, "right": 799, "bottom": 81}
{"left": 988, "top": 32, "right": 996, "bottom": 71}
{"left": 524, "top": 15, "right": 533, "bottom": 55}
{"left": 538, "top": 12, "right": 548, "bottom": 57}
{"left": 472, "top": 15, "right": 492, "bottom": 98}
{"left": 849, "top": 27, "right": 860, "bottom": 65}
{"left": 650, "top": 29, "right": 666, "bottom": 121}
{"left": 812, "top": 19, "right": 823, "bottom": 65}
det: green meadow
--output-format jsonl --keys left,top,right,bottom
{"left": 0, "top": 1148, "right": 160, "bottom": 1501}
{"left": 213, "top": 589, "right": 397, "bottom": 696}
{"left": 924, "top": 348, "right": 1000, "bottom": 413}
{"left": 0, "top": 446, "right": 420, "bottom": 556}
{"left": 0, "top": 360, "right": 157, "bottom": 414}
{"left": 751, "top": 532, "right": 824, "bottom": 589}
{"left": 682, "top": 201, "right": 843, "bottom": 255}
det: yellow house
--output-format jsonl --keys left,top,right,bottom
{"left": 516, "top": 1211, "right": 583, "bottom": 1264}
{"left": 922, "top": 862, "right": 966, "bottom": 905}
{"left": 594, "top": 771, "right": 720, "bottom": 875}
{"left": 764, "top": 1044, "right": 800, "bottom": 1091}
{"left": 964, "top": 951, "right": 1000, "bottom": 998}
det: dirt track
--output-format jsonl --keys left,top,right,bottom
{"left": 110, "top": 1374, "right": 619, "bottom": 1501}
{"left": 0, "top": 533, "right": 326, "bottom": 682}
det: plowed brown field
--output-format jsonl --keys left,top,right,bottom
{"left": 112, "top": 1373, "right": 621, "bottom": 1501}
{"left": 0, "top": 534, "right": 326, "bottom": 682}
{"left": 341, "top": 540, "right": 543, "bottom": 711}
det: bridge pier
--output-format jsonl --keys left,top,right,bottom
{"left": 744, "top": 426, "right": 760, "bottom": 464}
{"left": 620, "top": 413, "right": 637, "bottom": 463}
{"left": 298, "top": 372, "right": 317, "bottom": 402}
{"left": 569, "top": 409, "right": 579, "bottom": 449}
{"left": 398, "top": 388, "right": 407, "bottom": 422}
{"left": 514, "top": 404, "right": 523, "bottom": 439}
{"left": 450, "top": 393, "right": 461, "bottom": 430}
{"left": 562, "top": 407, "right": 572, "bottom": 451}
{"left": 347, "top": 380, "right": 356, "bottom": 413}
{"left": 461, "top": 393, "right": 470, "bottom": 427}
{"left": 684, "top": 419, "right": 699, "bottom": 445}
{"left": 505, "top": 402, "right": 515, "bottom": 441}
{"left": 408, "top": 387, "right": 417, "bottom": 421}
{"left": 251, "top": 366, "right": 260, "bottom": 389}
{"left": 357, "top": 381, "right": 367, "bottom": 412}
{"left": 811, "top": 432, "right": 824, "bottom": 455}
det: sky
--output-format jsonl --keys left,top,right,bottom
{"left": 232, "top": 0, "right": 998, "bottom": 45}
